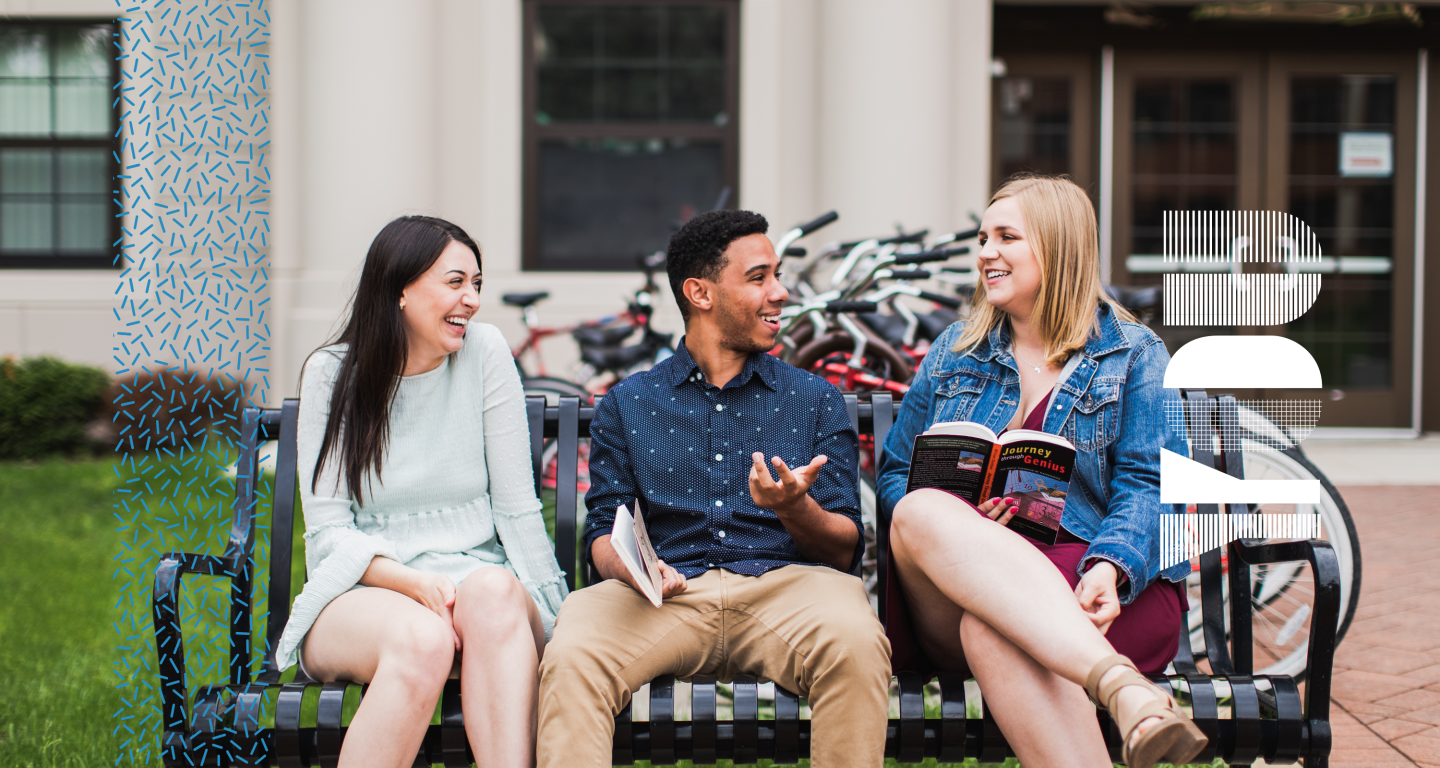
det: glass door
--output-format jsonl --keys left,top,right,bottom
{"left": 991, "top": 53, "right": 1093, "bottom": 193}
{"left": 1113, "top": 53, "right": 1266, "bottom": 400}
{"left": 1110, "top": 52, "right": 1418, "bottom": 427}
{"left": 1262, "top": 54, "right": 1418, "bottom": 428}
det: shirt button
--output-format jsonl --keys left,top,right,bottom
{"left": 718, "top": 530, "right": 726, "bottom": 538}
{"left": 715, "top": 500, "right": 723, "bottom": 507}
{"left": 1055, "top": 404, "right": 1062, "bottom": 410}
{"left": 716, "top": 404, "right": 724, "bottom": 411}
{"left": 715, "top": 453, "right": 724, "bottom": 461}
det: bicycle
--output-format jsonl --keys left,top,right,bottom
{"left": 507, "top": 251, "right": 675, "bottom": 405}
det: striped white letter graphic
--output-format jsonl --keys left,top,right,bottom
{"left": 1162, "top": 211, "right": 1322, "bottom": 326}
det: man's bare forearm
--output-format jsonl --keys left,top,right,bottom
{"left": 774, "top": 495, "right": 859, "bottom": 571}
{"left": 589, "top": 535, "right": 633, "bottom": 585}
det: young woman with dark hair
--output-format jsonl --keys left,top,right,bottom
{"left": 275, "top": 216, "right": 566, "bottom": 768}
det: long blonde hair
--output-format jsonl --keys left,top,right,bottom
{"left": 951, "top": 174, "right": 1134, "bottom": 366}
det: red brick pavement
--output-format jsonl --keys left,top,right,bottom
{"left": 1321, "top": 485, "right": 1440, "bottom": 768}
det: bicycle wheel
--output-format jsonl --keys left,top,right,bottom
{"left": 792, "top": 331, "right": 914, "bottom": 389}
{"left": 1184, "top": 424, "right": 1361, "bottom": 680}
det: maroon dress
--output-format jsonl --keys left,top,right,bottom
{"left": 884, "top": 391, "right": 1188, "bottom": 677}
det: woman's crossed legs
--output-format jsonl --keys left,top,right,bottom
{"left": 890, "top": 489, "right": 1168, "bottom": 768}
{"left": 303, "top": 567, "right": 546, "bottom": 768}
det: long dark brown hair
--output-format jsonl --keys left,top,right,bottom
{"left": 310, "top": 216, "right": 482, "bottom": 504}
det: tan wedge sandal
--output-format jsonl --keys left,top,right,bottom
{"left": 1084, "top": 654, "right": 1208, "bottom": 768}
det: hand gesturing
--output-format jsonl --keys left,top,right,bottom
{"left": 749, "top": 452, "right": 827, "bottom": 514}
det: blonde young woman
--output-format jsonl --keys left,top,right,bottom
{"left": 274, "top": 216, "right": 568, "bottom": 768}
{"left": 876, "top": 175, "right": 1207, "bottom": 768}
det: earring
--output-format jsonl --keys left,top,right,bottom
{"left": 399, "top": 300, "right": 407, "bottom": 310}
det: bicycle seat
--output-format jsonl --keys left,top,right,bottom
{"left": 1105, "top": 285, "right": 1162, "bottom": 312}
{"left": 916, "top": 308, "right": 958, "bottom": 341}
{"left": 858, "top": 312, "right": 908, "bottom": 347}
{"left": 573, "top": 325, "right": 636, "bottom": 348}
{"left": 501, "top": 291, "right": 550, "bottom": 308}
{"left": 581, "top": 343, "right": 656, "bottom": 372}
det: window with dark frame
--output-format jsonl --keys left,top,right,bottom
{"left": 0, "top": 21, "right": 120, "bottom": 269}
{"left": 523, "top": 0, "right": 738, "bottom": 272}
{"left": 995, "top": 76, "right": 1072, "bottom": 181}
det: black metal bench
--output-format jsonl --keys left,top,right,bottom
{"left": 152, "top": 391, "right": 1338, "bottom": 767}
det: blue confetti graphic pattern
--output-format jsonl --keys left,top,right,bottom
{"left": 111, "top": 1, "right": 273, "bottom": 765}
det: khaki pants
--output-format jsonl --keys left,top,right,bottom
{"left": 537, "top": 565, "right": 891, "bottom": 768}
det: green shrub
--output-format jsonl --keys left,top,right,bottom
{"left": 104, "top": 367, "right": 247, "bottom": 452}
{"left": 0, "top": 356, "right": 112, "bottom": 460}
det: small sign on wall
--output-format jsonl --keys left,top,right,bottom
{"left": 1339, "top": 132, "right": 1393, "bottom": 177}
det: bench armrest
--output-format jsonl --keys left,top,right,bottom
{"left": 1231, "top": 536, "right": 1341, "bottom": 765}
{"left": 153, "top": 550, "right": 248, "bottom": 761}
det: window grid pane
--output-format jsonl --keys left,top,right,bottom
{"left": 536, "top": 3, "right": 728, "bottom": 124}
{"left": 0, "top": 23, "right": 116, "bottom": 265}
{"left": 528, "top": 2, "right": 734, "bottom": 271}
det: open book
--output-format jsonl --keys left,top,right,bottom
{"left": 905, "top": 422, "right": 1076, "bottom": 544}
{"left": 610, "top": 501, "right": 665, "bottom": 607}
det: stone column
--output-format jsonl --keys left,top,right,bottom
{"left": 814, "top": 0, "right": 991, "bottom": 243}
{"left": 272, "top": 0, "right": 440, "bottom": 400}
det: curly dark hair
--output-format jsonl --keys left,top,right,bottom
{"left": 665, "top": 209, "right": 769, "bottom": 320}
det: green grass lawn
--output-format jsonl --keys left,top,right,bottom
{"left": 0, "top": 456, "right": 1218, "bottom": 768}
{"left": 0, "top": 457, "right": 127, "bottom": 768}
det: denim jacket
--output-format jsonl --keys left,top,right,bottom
{"left": 876, "top": 303, "right": 1189, "bottom": 603}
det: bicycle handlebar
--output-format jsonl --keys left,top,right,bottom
{"left": 825, "top": 300, "right": 879, "bottom": 314}
{"left": 917, "top": 290, "right": 964, "bottom": 310}
{"left": 839, "top": 229, "right": 929, "bottom": 250}
{"left": 784, "top": 246, "right": 807, "bottom": 257}
{"left": 796, "top": 211, "right": 839, "bottom": 237}
{"left": 950, "top": 227, "right": 980, "bottom": 242}
{"left": 893, "top": 246, "right": 968, "bottom": 265}
{"left": 885, "top": 269, "right": 931, "bottom": 280}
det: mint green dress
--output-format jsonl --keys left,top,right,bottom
{"left": 274, "top": 322, "right": 567, "bottom": 670}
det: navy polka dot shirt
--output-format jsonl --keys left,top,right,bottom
{"left": 583, "top": 339, "right": 863, "bottom": 578}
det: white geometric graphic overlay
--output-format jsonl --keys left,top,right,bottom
{"left": 1162, "top": 211, "right": 1323, "bottom": 326}
{"left": 1163, "top": 335, "right": 1323, "bottom": 389}
{"left": 1163, "top": 272, "right": 1322, "bottom": 326}
{"left": 1165, "top": 400, "right": 1322, "bottom": 452}
{"left": 1161, "top": 448, "right": 1321, "bottom": 504}
{"left": 1160, "top": 513, "right": 1323, "bottom": 569}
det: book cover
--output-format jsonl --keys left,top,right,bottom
{"left": 609, "top": 501, "right": 665, "bottom": 606}
{"left": 905, "top": 422, "right": 1075, "bottom": 544}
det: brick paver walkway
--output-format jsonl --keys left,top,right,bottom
{"left": 1322, "top": 485, "right": 1440, "bottom": 767}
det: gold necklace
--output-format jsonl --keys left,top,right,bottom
{"left": 1011, "top": 345, "right": 1044, "bottom": 374}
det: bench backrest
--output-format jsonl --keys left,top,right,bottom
{"left": 249, "top": 393, "right": 893, "bottom": 678}
{"left": 243, "top": 389, "right": 1298, "bottom": 687}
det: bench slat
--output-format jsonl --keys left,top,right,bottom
{"left": 555, "top": 397, "right": 581, "bottom": 592}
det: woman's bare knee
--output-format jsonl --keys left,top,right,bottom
{"left": 380, "top": 614, "right": 455, "bottom": 689}
{"left": 892, "top": 489, "right": 963, "bottom": 550}
{"left": 454, "top": 568, "right": 532, "bottom": 638}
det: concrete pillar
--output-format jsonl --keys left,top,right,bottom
{"left": 817, "top": 0, "right": 955, "bottom": 243}
{"left": 272, "top": 0, "right": 440, "bottom": 400}
{"left": 812, "top": 0, "right": 991, "bottom": 244}
{"left": 952, "top": 0, "right": 993, "bottom": 221}
{"left": 740, "top": 0, "right": 820, "bottom": 232}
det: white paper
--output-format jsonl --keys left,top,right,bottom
{"left": 610, "top": 502, "right": 664, "bottom": 607}
{"left": 1339, "top": 132, "right": 1393, "bottom": 178}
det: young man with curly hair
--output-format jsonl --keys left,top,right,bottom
{"left": 537, "top": 210, "right": 891, "bottom": 767}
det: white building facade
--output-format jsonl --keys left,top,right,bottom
{"left": 4, "top": 0, "right": 1439, "bottom": 432}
